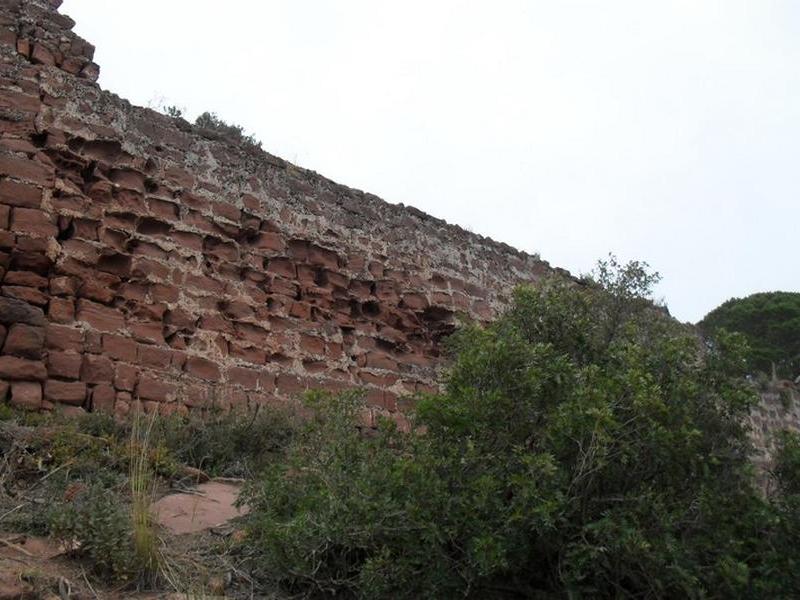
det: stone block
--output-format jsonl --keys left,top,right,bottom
{"left": 300, "top": 334, "right": 326, "bottom": 356}
{"left": 97, "top": 252, "right": 132, "bottom": 277}
{"left": 401, "top": 293, "right": 429, "bottom": 311}
{"left": 90, "top": 383, "right": 115, "bottom": 413}
{"left": 212, "top": 201, "right": 241, "bottom": 222}
{"left": 45, "top": 324, "right": 84, "bottom": 352}
{"left": 137, "top": 217, "right": 172, "bottom": 237}
{"left": 2, "top": 285, "right": 48, "bottom": 306}
{"left": 136, "top": 374, "right": 176, "bottom": 402}
{"left": 203, "top": 236, "right": 239, "bottom": 262}
{"left": 48, "top": 297, "right": 75, "bottom": 323}
{"left": 76, "top": 299, "right": 124, "bottom": 332}
{"left": 266, "top": 257, "right": 296, "bottom": 278}
{"left": 136, "top": 344, "right": 172, "bottom": 369}
{"left": 252, "top": 232, "right": 284, "bottom": 252}
{"left": 109, "top": 168, "right": 145, "bottom": 193}
{"left": 102, "top": 334, "right": 137, "bottom": 362}
{"left": 47, "top": 351, "right": 82, "bottom": 380}
{"left": 81, "top": 354, "right": 114, "bottom": 384}
{"left": 129, "top": 321, "right": 165, "bottom": 345}
{"left": 227, "top": 365, "right": 260, "bottom": 390}
{"left": 0, "top": 297, "right": 46, "bottom": 326}
{"left": 10, "top": 381, "right": 41, "bottom": 410}
{"left": 4, "top": 270, "right": 47, "bottom": 288}
{"left": 185, "top": 356, "right": 221, "bottom": 382}
{"left": 10, "top": 207, "right": 58, "bottom": 238}
{"left": 0, "top": 155, "right": 53, "bottom": 187}
{"left": 0, "top": 356, "right": 46, "bottom": 380}
{"left": 44, "top": 380, "right": 87, "bottom": 406}
{"left": 31, "top": 43, "right": 56, "bottom": 66}
{"left": 50, "top": 276, "right": 79, "bottom": 296}
{"left": 114, "top": 362, "right": 138, "bottom": 392}
{"left": 150, "top": 283, "right": 179, "bottom": 303}
{"left": 308, "top": 244, "right": 340, "bottom": 269}
{"left": 2, "top": 323, "right": 44, "bottom": 359}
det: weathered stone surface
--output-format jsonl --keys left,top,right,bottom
{"left": 137, "top": 374, "right": 176, "bottom": 402}
{"left": 44, "top": 380, "right": 87, "bottom": 406}
{"left": 80, "top": 354, "right": 114, "bottom": 384}
{"left": 48, "top": 297, "right": 75, "bottom": 323}
{"left": 47, "top": 351, "right": 82, "bottom": 380}
{"left": 10, "top": 207, "right": 57, "bottom": 237}
{"left": 0, "top": 297, "right": 46, "bottom": 326}
{"left": 45, "top": 324, "right": 84, "bottom": 352}
{"left": 0, "top": 356, "right": 47, "bottom": 380}
{"left": 185, "top": 356, "right": 221, "bottom": 382}
{"left": 1, "top": 323, "right": 45, "bottom": 358}
{"left": 91, "top": 383, "right": 116, "bottom": 412}
{"left": 0, "top": 155, "right": 54, "bottom": 187}
{"left": 76, "top": 299, "right": 124, "bottom": 332}
{"left": 0, "top": 179, "right": 43, "bottom": 208}
{"left": 10, "top": 381, "right": 42, "bottom": 410}
{"left": 102, "top": 334, "right": 137, "bottom": 362}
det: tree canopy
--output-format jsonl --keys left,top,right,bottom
{"left": 699, "top": 291, "right": 800, "bottom": 380}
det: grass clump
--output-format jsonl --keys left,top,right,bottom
{"left": 46, "top": 408, "right": 165, "bottom": 586}
{"left": 129, "top": 408, "right": 163, "bottom": 586}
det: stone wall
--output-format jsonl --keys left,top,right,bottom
{"left": 2, "top": 0, "right": 798, "bottom": 468}
{"left": 750, "top": 381, "right": 800, "bottom": 471}
{"left": 0, "top": 0, "right": 559, "bottom": 425}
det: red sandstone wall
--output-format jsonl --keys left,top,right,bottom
{"left": 0, "top": 0, "right": 558, "bottom": 425}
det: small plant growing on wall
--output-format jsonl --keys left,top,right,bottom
{"left": 194, "top": 111, "right": 262, "bottom": 149}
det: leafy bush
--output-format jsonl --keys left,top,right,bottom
{"left": 242, "top": 258, "right": 800, "bottom": 598}
{"left": 157, "top": 405, "right": 297, "bottom": 478}
{"left": 49, "top": 484, "right": 136, "bottom": 581}
{"left": 773, "top": 431, "right": 800, "bottom": 496}
{"left": 699, "top": 291, "right": 800, "bottom": 379}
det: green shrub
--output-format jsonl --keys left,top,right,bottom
{"left": 773, "top": 431, "right": 800, "bottom": 496}
{"left": 157, "top": 405, "right": 297, "bottom": 478}
{"left": 699, "top": 291, "right": 800, "bottom": 379}
{"left": 49, "top": 484, "right": 136, "bottom": 581}
{"left": 241, "top": 258, "right": 798, "bottom": 598}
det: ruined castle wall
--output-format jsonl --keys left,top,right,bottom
{"left": 0, "top": 0, "right": 798, "bottom": 470}
{"left": 0, "top": 0, "right": 557, "bottom": 424}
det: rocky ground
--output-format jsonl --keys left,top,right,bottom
{"left": 0, "top": 407, "right": 292, "bottom": 599}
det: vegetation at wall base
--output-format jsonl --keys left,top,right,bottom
{"left": 699, "top": 291, "right": 800, "bottom": 380}
{"left": 241, "top": 259, "right": 800, "bottom": 598}
{"left": 0, "top": 406, "right": 297, "bottom": 595}
{"left": 2, "top": 259, "right": 800, "bottom": 598}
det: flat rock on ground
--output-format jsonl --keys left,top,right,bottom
{"left": 0, "top": 534, "right": 68, "bottom": 599}
{"left": 151, "top": 481, "right": 248, "bottom": 535}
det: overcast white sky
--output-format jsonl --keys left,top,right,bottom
{"left": 62, "top": 0, "right": 799, "bottom": 323}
